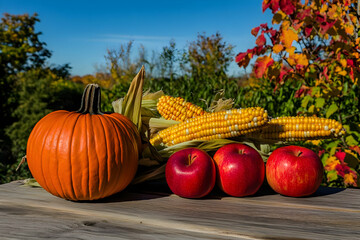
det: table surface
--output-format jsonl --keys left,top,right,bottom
{"left": 0, "top": 180, "right": 359, "bottom": 240}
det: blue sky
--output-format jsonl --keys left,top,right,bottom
{"left": 1, "top": 0, "right": 273, "bottom": 76}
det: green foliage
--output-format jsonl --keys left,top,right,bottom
{"left": 159, "top": 39, "right": 179, "bottom": 79}
{"left": 186, "top": 32, "right": 234, "bottom": 86}
{"left": 105, "top": 41, "right": 146, "bottom": 86}
{"left": 0, "top": 13, "right": 53, "bottom": 183}
{"left": 234, "top": 78, "right": 302, "bottom": 117}
{"left": 0, "top": 13, "right": 51, "bottom": 75}
{"left": 1, "top": 68, "right": 83, "bottom": 184}
{"left": 101, "top": 82, "right": 131, "bottom": 112}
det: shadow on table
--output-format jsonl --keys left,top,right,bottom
{"left": 86, "top": 180, "right": 346, "bottom": 203}
{"left": 198, "top": 181, "right": 278, "bottom": 200}
{"left": 84, "top": 180, "right": 172, "bottom": 203}
{"left": 312, "top": 186, "right": 345, "bottom": 197}
{"left": 202, "top": 180, "right": 346, "bottom": 200}
{"left": 252, "top": 182, "right": 345, "bottom": 198}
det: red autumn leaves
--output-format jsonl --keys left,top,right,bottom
{"left": 236, "top": 0, "right": 360, "bottom": 87}
{"left": 262, "top": 0, "right": 296, "bottom": 15}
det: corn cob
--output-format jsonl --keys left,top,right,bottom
{"left": 248, "top": 116, "right": 345, "bottom": 141}
{"left": 150, "top": 107, "right": 268, "bottom": 146}
{"left": 157, "top": 95, "right": 206, "bottom": 122}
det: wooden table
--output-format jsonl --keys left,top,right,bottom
{"left": 0, "top": 180, "right": 359, "bottom": 240}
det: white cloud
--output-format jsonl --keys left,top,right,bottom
{"left": 87, "top": 34, "right": 184, "bottom": 43}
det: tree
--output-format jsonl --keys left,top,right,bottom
{"left": 0, "top": 13, "right": 51, "bottom": 75}
{"left": 3, "top": 67, "right": 83, "bottom": 183}
{"left": 0, "top": 13, "right": 52, "bottom": 173}
{"left": 105, "top": 41, "right": 146, "bottom": 86}
{"left": 236, "top": 0, "right": 359, "bottom": 91}
{"left": 159, "top": 39, "right": 178, "bottom": 79}
{"left": 1, "top": 13, "right": 52, "bottom": 125}
{"left": 187, "top": 32, "right": 234, "bottom": 82}
{"left": 235, "top": 0, "right": 360, "bottom": 187}
{"left": 0, "top": 13, "right": 78, "bottom": 183}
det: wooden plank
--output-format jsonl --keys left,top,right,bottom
{"left": 0, "top": 181, "right": 359, "bottom": 240}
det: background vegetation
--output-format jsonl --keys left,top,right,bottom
{"left": 1, "top": 0, "right": 359, "bottom": 188}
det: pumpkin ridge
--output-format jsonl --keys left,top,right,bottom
{"left": 53, "top": 112, "right": 76, "bottom": 199}
{"left": 95, "top": 114, "right": 109, "bottom": 198}
{"left": 108, "top": 113, "right": 141, "bottom": 153}
{"left": 45, "top": 122, "right": 59, "bottom": 196}
{"left": 104, "top": 115, "right": 135, "bottom": 196}
{"left": 29, "top": 112, "right": 62, "bottom": 193}
{"left": 67, "top": 113, "right": 82, "bottom": 200}
{"left": 62, "top": 112, "right": 82, "bottom": 199}
{"left": 115, "top": 116, "right": 139, "bottom": 159}
{"left": 84, "top": 114, "right": 91, "bottom": 199}
{"left": 110, "top": 116, "right": 138, "bottom": 190}
{"left": 44, "top": 111, "right": 72, "bottom": 197}
{"left": 98, "top": 115, "right": 119, "bottom": 198}
{"left": 86, "top": 114, "right": 108, "bottom": 199}
{"left": 40, "top": 112, "right": 68, "bottom": 195}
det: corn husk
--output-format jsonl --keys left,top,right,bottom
{"left": 112, "top": 66, "right": 145, "bottom": 131}
{"left": 129, "top": 89, "right": 275, "bottom": 183}
{"left": 143, "top": 89, "right": 164, "bottom": 100}
{"left": 141, "top": 90, "right": 164, "bottom": 118}
{"left": 22, "top": 178, "right": 41, "bottom": 188}
{"left": 208, "top": 89, "right": 234, "bottom": 112}
{"left": 149, "top": 118, "right": 179, "bottom": 136}
{"left": 110, "top": 67, "right": 167, "bottom": 184}
{"left": 157, "top": 138, "right": 273, "bottom": 160}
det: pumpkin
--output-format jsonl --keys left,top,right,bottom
{"left": 26, "top": 84, "right": 141, "bottom": 201}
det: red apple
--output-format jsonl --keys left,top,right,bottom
{"left": 266, "top": 145, "right": 324, "bottom": 197}
{"left": 213, "top": 143, "right": 265, "bottom": 197}
{"left": 165, "top": 148, "right": 216, "bottom": 198}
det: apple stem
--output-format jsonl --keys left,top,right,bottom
{"left": 297, "top": 151, "right": 303, "bottom": 157}
{"left": 187, "top": 154, "right": 196, "bottom": 166}
{"left": 238, "top": 149, "right": 244, "bottom": 154}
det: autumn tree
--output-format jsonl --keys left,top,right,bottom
{"left": 236, "top": 0, "right": 359, "bottom": 94}
{"left": 236, "top": 0, "right": 360, "bottom": 187}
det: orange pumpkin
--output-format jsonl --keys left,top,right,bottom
{"left": 26, "top": 84, "right": 141, "bottom": 201}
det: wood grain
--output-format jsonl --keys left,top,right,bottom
{"left": 0, "top": 181, "right": 359, "bottom": 240}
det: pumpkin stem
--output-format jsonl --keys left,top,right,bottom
{"left": 77, "top": 84, "right": 103, "bottom": 115}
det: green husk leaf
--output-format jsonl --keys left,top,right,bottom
{"left": 112, "top": 66, "right": 145, "bottom": 131}
{"left": 132, "top": 164, "right": 166, "bottom": 185}
{"left": 22, "top": 178, "right": 41, "bottom": 188}
{"left": 138, "top": 157, "right": 161, "bottom": 167}
{"left": 141, "top": 107, "right": 158, "bottom": 118}
{"left": 141, "top": 99, "right": 158, "bottom": 109}
{"left": 139, "top": 90, "right": 164, "bottom": 119}
{"left": 157, "top": 138, "right": 272, "bottom": 160}
{"left": 149, "top": 118, "right": 180, "bottom": 130}
{"left": 143, "top": 90, "right": 164, "bottom": 100}
{"left": 112, "top": 98, "right": 124, "bottom": 114}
